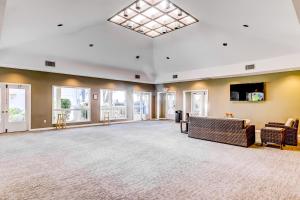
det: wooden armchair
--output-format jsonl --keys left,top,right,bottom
{"left": 265, "top": 119, "right": 299, "bottom": 146}
{"left": 261, "top": 127, "right": 286, "bottom": 149}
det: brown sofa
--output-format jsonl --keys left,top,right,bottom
{"left": 188, "top": 117, "right": 255, "bottom": 147}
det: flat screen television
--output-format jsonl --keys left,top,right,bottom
{"left": 230, "top": 82, "right": 265, "bottom": 102}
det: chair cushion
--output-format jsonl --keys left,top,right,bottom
{"left": 285, "top": 118, "right": 295, "bottom": 127}
{"left": 263, "top": 127, "right": 285, "bottom": 131}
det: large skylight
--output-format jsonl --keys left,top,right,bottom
{"left": 108, "top": 0, "right": 199, "bottom": 38}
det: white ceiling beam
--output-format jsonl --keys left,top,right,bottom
{"left": 293, "top": 0, "right": 300, "bottom": 23}
{"left": 155, "top": 52, "right": 300, "bottom": 84}
{"left": 0, "top": 0, "right": 7, "bottom": 41}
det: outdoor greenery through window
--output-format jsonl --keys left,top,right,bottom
{"left": 8, "top": 88, "right": 26, "bottom": 123}
{"left": 52, "top": 86, "right": 91, "bottom": 123}
{"left": 100, "top": 89, "right": 127, "bottom": 121}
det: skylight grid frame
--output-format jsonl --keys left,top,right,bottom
{"left": 108, "top": 0, "right": 199, "bottom": 38}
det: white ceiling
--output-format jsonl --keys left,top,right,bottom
{"left": 1, "top": 0, "right": 300, "bottom": 83}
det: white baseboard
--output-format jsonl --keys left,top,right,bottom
{"left": 29, "top": 127, "right": 55, "bottom": 132}
{"left": 29, "top": 120, "right": 137, "bottom": 132}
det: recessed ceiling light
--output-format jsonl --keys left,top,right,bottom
{"left": 136, "top": 0, "right": 142, "bottom": 10}
{"left": 223, "top": 43, "right": 228, "bottom": 47}
{"left": 243, "top": 24, "right": 249, "bottom": 28}
{"left": 108, "top": 0, "right": 199, "bottom": 38}
{"left": 89, "top": 44, "right": 94, "bottom": 47}
{"left": 178, "top": 9, "right": 183, "bottom": 17}
{"left": 123, "top": 9, "right": 129, "bottom": 17}
{"left": 57, "top": 24, "right": 63, "bottom": 27}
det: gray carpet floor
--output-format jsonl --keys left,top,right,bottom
{"left": 0, "top": 121, "right": 299, "bottom": 200}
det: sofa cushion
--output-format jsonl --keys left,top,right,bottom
{"left": 244, "top": 119, "right": 251, "bottom": 127}
{"left": 227, "top": 118, "right": 251, "bottom": 128}
{"left": 190, "top": 117, "right": 245, "bottom": 131}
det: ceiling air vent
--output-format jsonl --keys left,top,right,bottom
{"left": 45, "top": 60, "right": 56, "bottom": 67}
{"left": 135, "top": 74, "right": 141, "bottom": 79}
{"left": 173, "top": 74, "right": 178, "bottom": 79}
{"left": 245, "top": 64, "right": 255, "bottom": 71}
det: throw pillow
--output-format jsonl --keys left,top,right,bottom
{"left": 285, "top": 118, "right": 295, "bottom": 127}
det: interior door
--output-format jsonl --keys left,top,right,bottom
{"left": 141, "top": 93, "right": 150, "bottom": 120}
{"left": 166, "top": 93, "right": 176, "bottom": 120}
{"left": 133, "top": 92, "right": 151, "bottom": 121}
{"left": 2, "top": 84, "right": 29, "bottom": 133}
{"left": 191, "top": 91, "right": 208, "bottom": 117}
{"left": 133, "top": 92, "right": 142, "bottom": 120}
{"left": 0, "top": 84, "right": 5, "bottom": 133}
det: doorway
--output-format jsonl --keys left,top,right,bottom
{"left": 133, "top": 92, "right": 152, "bottom": 121}
{"left": 183, "top": 90, "right": 208, "bottom": 120}
{"left": 0, "top": 84, "right": 31, "bottom": 133}
{"left": 157, "top": 92, "right": 176, "bottom": 120}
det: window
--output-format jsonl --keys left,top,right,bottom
{"left": 52, "top": 86, "right": 91, "bottom": 123}
{"left": 100, "top": 89, "right": 127, "bottom": 120}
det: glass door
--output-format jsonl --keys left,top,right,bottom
{"left": 133, "top": 92, "right": 142, "bottom": 121}
{"left": 6, "top": 85, "right": 29, "bottom": 132}
{"left": 0, "top": 84, "right": 5, "bottom": 133}
{"left": 141, "top": 93, "right": 150, "bottom": 120}
{"left": 166, "top": 93, "right": 176, "bottom": 119}
{"left": 0, "top": 84, "right": 30, "bottom": 133}
{"left": 133, "top": 92, "right": 151, "bottom": 121}
{"left": 191, "top": 91, "right": 208, "bottom": 117}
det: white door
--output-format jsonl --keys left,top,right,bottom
{"left": 0, "top": 84, "right": 30, "bottom": 133}
{"left": 133, "top": 92, "right": 151, "bottom": 121}
{"left": 133, "top": 92, "right": 142, "bottom": 121}
{"left": 166, "top": 93, "right": 176, "bottom": 120}
{"left": 141, "top": 93, "right": 151, "bottom": 120}
{"left": 0, "top": 85, "right": 5, "bottom": 133}
{"left": 191, "top": 91, "right": 208, "bottom": 117}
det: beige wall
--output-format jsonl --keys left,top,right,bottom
{"left": 0, "top": 67, "right": 155, "bottom": 129}
{"left": 1, "top": 66, "right": 300, "bottom": 131}
{"left": 159, "top": 93, "right": 166, "bottom": 118}
{"left": 157, "top": 71, "right": 300, "bottom": 130}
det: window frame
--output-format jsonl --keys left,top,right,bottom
{"left": 133, "top": 91, "right": 152, "bottom": 121}
{"left": 100, "top": 89, "right": 128, "bottom": 121}
{"left": 52, "top": 85, "right": 92, "bottom": 124}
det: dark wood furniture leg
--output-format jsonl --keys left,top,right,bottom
{"left": 280, "top": 130, "right": 286, "bottom": 150}
{"left": 180, "top": 122, "right": 183, "bottom": 133}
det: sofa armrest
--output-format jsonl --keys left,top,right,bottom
{"left": 266, "top": 124, "right": 290, "bottom": 129}
{"left": 245, "top": 125, "right": 256, "bottom": 147}
{"left": 268, "top": 122, "right": 285, "bottom": 126}
{"left": 245, "top": 125, "right": 255, "bottom": 133}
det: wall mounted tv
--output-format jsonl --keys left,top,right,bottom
{"left": 230, "top": 82, "right": 265, "bottom": 102}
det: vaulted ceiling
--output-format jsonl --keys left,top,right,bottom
{"left": 1, "top": 0, "right": 300, "bottom": 83}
